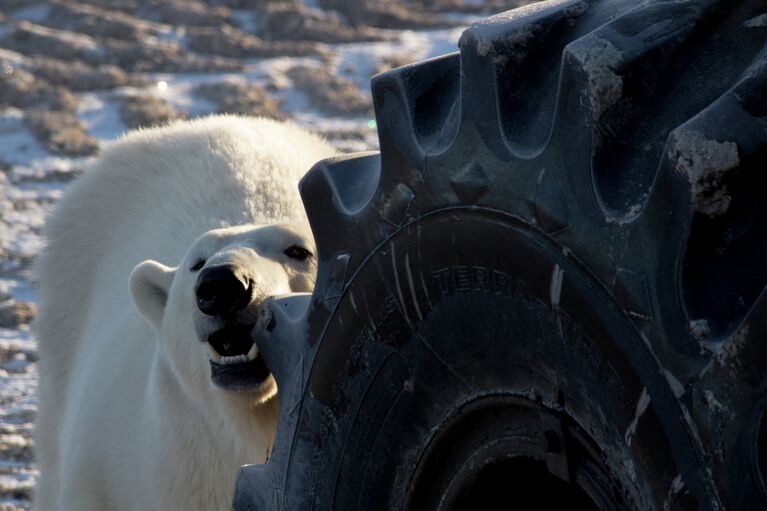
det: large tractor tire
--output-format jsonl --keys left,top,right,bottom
{"left": 234, "top": 0, "right": 767, "bottom": 509}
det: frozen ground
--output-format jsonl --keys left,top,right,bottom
{"left": 0, "top": 1, "right": 534, "bottom": 508}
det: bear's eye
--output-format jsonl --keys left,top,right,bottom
{"left": 190, "top": 259, "right": 205, "bottom": 272}
{"left": 284, "top": 245, "right": 312, "bottom": 261}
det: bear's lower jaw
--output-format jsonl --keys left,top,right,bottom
{"left": 209, "top": 353, "right": 271, "bottom": 391}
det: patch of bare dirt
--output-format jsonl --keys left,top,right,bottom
{"left": 0, "top": 67, "right": 78, "bottom": 112}
{"left": 205, "top": 0, "right": 299, "bottom": 8}
{"left": 318, "top": 0, "right": 459, "bottom": 29}
{"left": 1, "top": 15, "right": 242, "bottom": 73}
{"left": 1, "top": 21, "right": 104, "bottom": 65}
{"left": 373, "top": 54, "right": 420, "bottom": 76}
{"left": 0, "top": 479, "right": 34, "bottom": 507}
{"left": 254, "top": 3, "right": 391, "bottom": 44}
{"left": 102, "top": 37, "right": 242, "bottom": 72}
{"left": 76, "top": 0, "right": 231, "bottom": 27}
{"left": 194, "top": 79, "right": 286, "bottom": 120}
{"left": 412, "top": 0, "right": 538, "bottom": 14}
{"left": 29, "top": 57, "right": 146, "bottom": 91}
{"left": 186, "top": 25, "right": 322, "bottom": 59}
{"left": 46, "top": 1, "right": 168, "bottom": 41}
{"left": 0, "top": 301, "right": 36, "bottom": 330}
{"left": 25, "top": 111, "right": 99, "bottom": 156}
{"left": 287, "top": 65, "right": 372, "bottom": 116}
{"left": 11, "top": 167, "right": 81, "bottom": 185}
{"left": 119, "top": 94, "right": 183, "bottom": 130}
{"left": 0, "top": 247, "right": 36, "bottom": 279}
{"left": 0, "top": 1, "right": 29, "bottom": 11}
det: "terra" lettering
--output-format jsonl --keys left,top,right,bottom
{"left": 432, "top": 266, "right": 521, "bottom": 297}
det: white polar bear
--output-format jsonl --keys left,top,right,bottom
{"left": 34, "top": 115, "right": 337, "bottom": 510}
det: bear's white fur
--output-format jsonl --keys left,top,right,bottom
{"left": 34, "top": 116, "right": 337, "bottom": 510}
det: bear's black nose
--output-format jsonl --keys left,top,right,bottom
{"left": 195, "top": 266, "right": 252, "bottom": 316}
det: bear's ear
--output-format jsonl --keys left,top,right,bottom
{"left": 129, "top": 260, "right": 175, "bottom": 329}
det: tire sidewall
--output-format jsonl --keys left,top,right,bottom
{"left": 295, "top": 209, "right": 688, "bottom": 510}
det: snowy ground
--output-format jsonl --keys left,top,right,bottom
{"left": 0, "top": 1, "right": 533, "bottom": 508}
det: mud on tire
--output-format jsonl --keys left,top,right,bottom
{"left": 234, "top": 1, "right": 767, "bottom": 509}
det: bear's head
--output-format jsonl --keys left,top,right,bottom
{"left": 129, "top": 223, "right": 315, "bottom": 403}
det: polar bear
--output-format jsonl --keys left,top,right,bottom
{"left": 34, "top": 116, "right": 337, "bottom": 510}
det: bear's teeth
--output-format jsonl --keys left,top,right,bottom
{"left": 207, "top": 344, "right": 221, "bottom": 363}
{"left": 246, "top": 343, "right": 258, "bottom": 361}
{"left": 220, "top": 354, "right": 249, "bottom": 365}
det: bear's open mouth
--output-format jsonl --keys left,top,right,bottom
{"left": 206, "top": 324, "right": 256, "bottom": 359}
{"left": 206, "top": 324, "right": 271, "bottom": 390}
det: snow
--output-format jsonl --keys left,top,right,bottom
{"left": 6, "top": 3, "right": 51, "bottom": 23}
{"left": 76, "top": 93, "right": 130, "bottom": 141}
{"left": 228, "top": 10, "right": 258, "bottom": 35}
{"left": 0, "top": 111, "right": 51, "bottom": 168}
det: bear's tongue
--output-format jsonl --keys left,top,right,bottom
{"left": 206, "top": 324, "right": 255, "bottom": 357}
